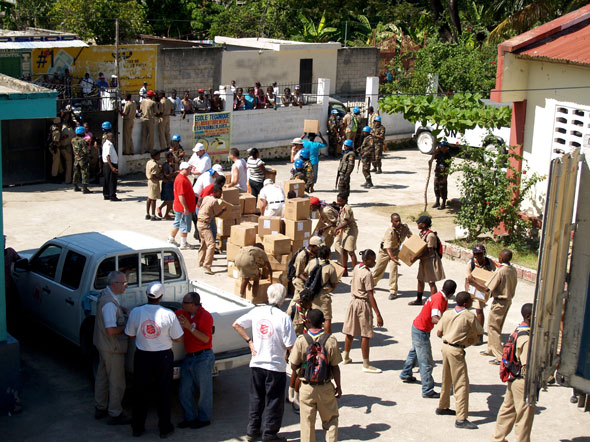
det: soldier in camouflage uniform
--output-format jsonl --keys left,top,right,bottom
{"left": 371, "top": 116, "right": 386, "bottom": 174}
{"left": 359, "top": 126, "right": 375, "bottom": 188}
{"left": 336, "top": 139, "right": 355, "bottom": 199}
{"left": 327, "top": 110, "right": 341, "bottom": 156}
{"left": 429, "top": 140, "right": 452, "bottom": 209}
{"left": 72, "top": 126, "right": 92, "bottom": 194}
{"left": 298, "top": 148, "right": 315, "bottom": 193}
{"left": 49, "top": 117, "right": 63, "bottom": 180}
{"left": 291, "top": 158, "right": 314, "bottom": 193}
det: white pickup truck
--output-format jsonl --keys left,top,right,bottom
{"left": 12, "top": 230, "right": 253, "bottom": 378}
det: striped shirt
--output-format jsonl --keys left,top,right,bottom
{"left": 247, "top": 156, "right": 266, "bottom": 182}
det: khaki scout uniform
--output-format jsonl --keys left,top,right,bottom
{"left": 492, "top": 328, "right": 535, "bottom": 442}
{"left": 342, "top": 265, "right": 375, "bottom": 338}
{"left": 317, "top": 205, "right": 339, "bottom": 248}
{"left": 359, "top": 135, "right": 375, "bottom": 183}
{"left": 60, "top": 125, "right": 74, "bottom": 184}
{"left": 486, "top": 264, "right": 518, "bottom": 360}
{"left": 197, "top": 195, "right": 226, "bottom": 270}
{"left": 465, "top": 258, "right": 496, "bottom": 309}
{"left": 140, "top": 98, "right": 157, "bottom": 154}
{"left": 93, "top": 289, "right": 128, "bottom": 417}
{"left": 122, "top": 100, "right": 137, "bottom": 155}
{"left": 417, "top": 230, "right": 445, "bottom": 283}
{"left": 303, "top": 258, "right": 338, "bottom": 320}
{"left": 372, "top": 224, "right": 412, "bottom": 296}
{"left": 337, "top": 149, "right": 355, "bottom": 199}
{"left": 286, "top": 248, "right": 314, "bottom": 315}
{"left": 72, "top": 135, "right": 90, "bottom": 187}
{"left": 292, "top": 300, "right": 310, "bottom": 336}
{"left": 289, "top": 332, "right": 342, "bottom": 442}
{"left": 158, "top": 96, "right": 173, "bottom": 149}
{"left": 235, "top": 246, "right": 269, "bottom": 279}
{"left": 438, "top": 307, "right": 483, "bottom": 421}
{"left": 334, "top": 205, "right": 358, "bottom": 255}
{"left": 145, "top": 158, "right": 161, "bottom": 200}
{"left": 371, "top": 124, "right": 386, "bottom": 172}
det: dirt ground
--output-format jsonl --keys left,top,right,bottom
{"left": 1, "top": 147, "right": 587, "bottom": 442}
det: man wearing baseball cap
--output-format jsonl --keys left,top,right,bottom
{"left": 258, "top": 179, "right": 286, "bottom": 216}
{"left": 139, "top": 89, "right": 157, "bottom": 154}
{"left": 125, "top": 282, "right": 184, "bottom": 438}
{"left": 309, "top": 197, "right": 339, "bottom": 248}
{"left": 194, "top": 88, "right": 210, "bottom": 113}
{"left": 188, "top": 143, "right": 211, "bottom": 178}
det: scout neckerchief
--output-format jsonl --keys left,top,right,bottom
{"left": 455, "top": 306, "right": 466, "bottom": 314}
{"left": 295, "top": 301, "right": 309, "bottom": 333}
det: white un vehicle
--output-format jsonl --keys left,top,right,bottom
{"left": 12, "top": 230, "right": 254, "bottom": 378}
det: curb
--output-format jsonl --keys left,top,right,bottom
{"left": 442, "top": 243, "right": 537, "bottom": 284}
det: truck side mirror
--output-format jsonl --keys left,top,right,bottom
{"left": 14, "top": 258, "right": 29, "bottom": 271}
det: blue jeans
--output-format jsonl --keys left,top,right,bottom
{"left": 178, "top": 349, "right": 215, "bottom": 422}
{"left": 312, "top": 163, "right": 318, "bottom": 184}
{"left": 400, "top": 325, "right": 435, "bottom": 396}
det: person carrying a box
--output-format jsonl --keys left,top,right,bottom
{"left": 372, "top": 213, "right": 413, "bottom": 300}
{"left": 334, "top": 193, "right": 358, "bottom": 277}
{"left": 468, "top": 249, "right": 518, "bottom": 365}
{"left": 235, "top": 243, "right": 274, "bottom": 298}
{"left": 286, "top": 237, "right": 321, "bottom": 315}
{"left": 464, "top": 244, "right": 496, "bottom": 343}
{"left": 196, "top": 185, "right": 228, "bottom": 275}
{"left": 409, "top": 216, "right": 445, "bottom": 306}
{"left": 309, "top": 197, "right": 339, "bottom": 248}
{"left": 342, "top": 249, "right": 384, "bottom": 373}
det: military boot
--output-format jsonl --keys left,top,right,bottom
{"left": 370, "top": 167, "right": 377, "bottom": 172}
{"left": 366, "top": 180, "right": 374, "bottom": 188}
{"left": 83, "top": 186, "right": 92, "bottom": 194}
{"left": 439, "top": 199, "right": 446, "bottom": 210}
{"left": 376, "top": 167, "right": 382, "bottom": 174}
{"left": 432, "top": 198, "right": 440, "bottom": 208}
{"left": 74, "top": 184, "right": 81, "bottom": 192}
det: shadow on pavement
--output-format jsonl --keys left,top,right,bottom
{"left": 339, "top": 422, "right": 392, "bottom": 440}
{"left": 340, "top": 393, "right": 396, "bottom": 414}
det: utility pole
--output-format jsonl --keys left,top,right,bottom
{"left": 115, "top": 18, "right": 120, "bottom": 97}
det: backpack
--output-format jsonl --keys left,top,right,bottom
{"left": 500, "top": 324, "right": 530, "bottom": 382}
{"left": 304, "top": 259, "right": 328, "bottom": 298}
{"left": 287, "top": 248, "right": 310, "bottom": 281}
{"left": 302, "top": 332, "right": 331, "bottom": 384}
{"left": 351, "top": 115, "right": 358, "bottom": 132}
{"left": 426, "top": 230, "right": 443, "bottom": 258}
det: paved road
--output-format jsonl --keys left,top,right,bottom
{"left": 1, "top": 147, "right": 587, "bottom": 441}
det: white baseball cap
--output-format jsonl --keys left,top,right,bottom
{"left": 193, "top": 143, "right": 205, "bottom": 152}
{"left": 147, "top": 282, "right": 165, "bottom": 299}
{"left": 179, "top": 161, "right": 190, "bottom": 170}
{"left": 212, "top": 164, "right": 223, "bottom": 173}
{"left": 291, "top": 137, "right": 303, "bottom": 145}
{"left": 263, "top": 178, "right": 273, "bottom": 186}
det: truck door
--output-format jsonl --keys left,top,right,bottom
{"left": 26, "top": 243, "right": 64, "bottom": 321}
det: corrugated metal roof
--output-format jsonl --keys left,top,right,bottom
{"left": 0, "top": 40, "right": 88, "bottom": 49}
{"left": 516, "top": 19, "right": 590, "bottom": 66}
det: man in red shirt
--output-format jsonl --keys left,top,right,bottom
{"left": 176, "top": 292, "right": 214, "bottom": 429}
{"left": 400, "top": 280, "right": 457, "bottom": 398}
{"left": 169, "top": 162, "right": 197, "bottom": 249}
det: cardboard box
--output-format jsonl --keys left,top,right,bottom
{"left": 284, "top": 219, "right": 312, "bottom": 241}
{"left": 263, "top": 233, "right": 292, "bottom": 255}
{"left": 217, "top": 199, "right": 237, "bottom": 220}
{"left": 284, "top": 198, "right": 311, "bottom": 221}
{"left": 230, "top": 204, "right": 242, "bottom": 221}
{"left": 226, "top": 241, "right": 241, "bottom": 262}
{"left": 230, "top": 224, "right": 256, "bottom": 247}
{"left": 467, "top": 267, "right": 495, "bottom": 303}
{"left": 256, "top": 234, "right": 263, "bottom": 245}
{"left": 239, "top": 193, "right": 257, "bottom": 215}
{"left": 268, "top": 253, "right": 291, "bottom": 271}
{"left": 311, "top": 218, "right": 323, "bottom": 235}
{"left": 283, "top": 179, "right": 305, "bottom": 198}
{"left": 258, "top": 216, "right": 284, "bottom": 237}
{"left": 222, "top": 187, "right": 240, "bottom": 205}
{"left": 272, "top": 271, "right": 288, "bottom": 286}
{"left": 304, "top": 119, "right": 320, "bottom": 133}
{"left": 399, "top": 235, "right": 427, "bottom": 267}
{"left": 242, "top": 214, "right": 259, "bottom": 224}
{"left": 291, "top": 238, "right": 310, "bottom": 253}
{"left": 216, "top": 217, "right": 236, "bottom": 236}
{"left": 264, "top": 168, "right": 277, "bottom": 182}
{"left": 330, "top": 260, "right": 346, "bottom": 281}
{"left": 227, "top": 261, "right": 240, "bottom": 279}
{"left": 234, "top": 278, "right": 270, "bottom": 304}
{"left": 241, "top": 221, "right": 259, "bottom": 234}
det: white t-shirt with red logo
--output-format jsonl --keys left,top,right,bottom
{"left": 235, "top": 305, "right": 296, "bottom": 372}
{"left": 125, "top": 304, "right": 184, "bottom": 351}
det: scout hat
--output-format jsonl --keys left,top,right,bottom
{"left": 309, "top": 236, "right": 323, "bottom": 246}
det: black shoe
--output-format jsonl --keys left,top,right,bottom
{"left": 408, "top": 299, "right": 423, "bottom": 306}
{"left": 83, "top": 187, "right": 92, "bottom": 194}
{"left": 145, "top": 214, "right": 151, "bottom": 220}
{"left": 160, "top": 426, "right": 175, "bottom": 439}
{"left": 177, "top": 419, "right": 197, "bottom": 429}
{"left": 94, "top": 407, "right": 108, "bottom": 420}
{"left": 246, "top": 431, "right": 262, "bottom": 442}
{"left": 436, "top": 408, "right": 456, "bottom": 416}
{"left": 103, "top": 196, "right": 109, "bottom": 200}
{"left": 423, "top": 391, "right": 440, "bottom": 399}
{"left": 132, "top": 428, "right": 145, "bottom": 437}
{"left": 432, "top": 200, "right": 440, "bottom": 208}
{"left": 388, "top": 293, "right": 398, "bottom": 300}
{"left": 438, "top": 204, "right": 446, "bottom": 210}
{"left": 571, "top": 395, "right": 579, "bottom": 404}
{"left": 455, "top": 419, "right": 477, "bottom": 429}
{"left": 191, "top": 420, "right": 211, "bottom": 429}
{"left": 376, "top": 168, "right": 382, "bottom": 174}
{"left": 150, "top": 216, "right": 160, "bottom": 221}
{"left": 401, "top": 376, "right": 417, "bottom": 383}
{"left": 371, "top": 167, "right": 377, "bottom": 172}
{"left": 107, "top": 413, "right": 132, "bottom": 425}
{"left": 111, "top": 197, "right": 121, "bottom": 201}
{"left": 74, "top": 186, "right": 81, "bottom": 192}
{"left": 367, "top": 181, "right": 374, "bottom": 188}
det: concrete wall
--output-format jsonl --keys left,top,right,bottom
{"left": 220, "top": 48, "right": 338, "bottom": 93}
{"left": 158, "top": 47, "right": 223, "bottom": 94}
{"left": 335, "top": 48, "right": 380, "bottom": 95}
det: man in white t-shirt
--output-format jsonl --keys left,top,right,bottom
{"left": 233, "top": 284, "right": 296, "bottom": 442}
{"left": 125, "top": 282, "right": 184, "bottom": 438}
{"left": 193, "top": 164, "right": 223, "bottom": 197}
{"left": 258, "top": 179, "right": 286, "bottom": 217}
{"left": 228, "top": 147, "right": 248, "bottom": 192}
{"left": 102, "top": 132, "right": 120, "bottom": 201}
{"left": 188, "top": 143, "right": 211, "bottom": 178}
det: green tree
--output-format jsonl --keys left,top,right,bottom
{"left": 295, "top": 11, "right": 338, "bottom": 42}
{"left": 49, "top": 0, "right": 150, "bottom": 44}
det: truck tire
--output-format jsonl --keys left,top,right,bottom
{"left": 417, "top": 131, "right": 435, "bottom": 154}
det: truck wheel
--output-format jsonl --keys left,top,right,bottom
{"left": 417, "top": 131, "right": 435, "bottom": 154}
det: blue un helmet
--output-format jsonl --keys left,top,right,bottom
{"left": 294, "top": 159, "right": 304, "bottom": 169}
{"left": 374, "top": 116, "right": 381, "bottom": 122}
{"left": 353, "top": 107, "right": 360, "bottom": 114}
{"left": 343, "top": 139, "right": 354, "bottom": 149}
{"left": 101, "top": 121, "right": 112, "bottom": 131}
{"left": 299, "top": 149, "right": 310, "bottom": 160}
{"left": 172, "top": 134, "right": 181, "bottom": 142}
{"left": 75, "top": 126, "right": 85, "bottom": 135}
{"left": 331, "top": 109, "right": 339, "bottom": 115}
{"left": 362, "top": 126, "right": 371, "bottom": 133}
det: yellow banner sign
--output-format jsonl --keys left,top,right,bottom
{"left": 31, "top": 44, "right": 158, "bottom": 93}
